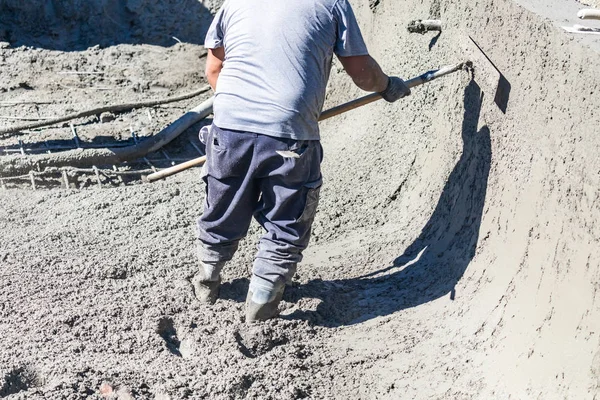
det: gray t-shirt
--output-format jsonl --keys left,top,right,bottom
{"left": 205, "top": 0, "right": 368, "bottom": 140}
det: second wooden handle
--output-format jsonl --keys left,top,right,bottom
{"left": 147, "top": 156, "right": 207, "bottom": 182}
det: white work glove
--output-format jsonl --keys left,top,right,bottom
{"left": 380, "top": 76, "right": 411, "bottom": 102}
{"left": 199, "top": 124, "right": 211, "bottom": 145}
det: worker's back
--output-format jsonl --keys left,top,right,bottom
{"left": 206, "top": 0, "right": 368, "bottom": 140}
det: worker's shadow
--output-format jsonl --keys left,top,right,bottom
{"left": 283, "top": 79, "right": 492, "bottom": 327}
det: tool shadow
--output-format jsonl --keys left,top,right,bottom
{"left": 284, "top": 79, "right": 492, "bottom": 327}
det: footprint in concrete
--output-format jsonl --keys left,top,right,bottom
{"left": 234, "top": 325, "right": 289, "bottom": 358}
{"left": 156, "top": 317, "right": 181, "bottom": 357}
{"left": 0, "top": 366, "right": 41, "bottom": 397}
{"left": 102, "top": 265, "right": 129, "bottom": 280}
{"left": 229, "top": 373, "right": 255, "bottom": 398}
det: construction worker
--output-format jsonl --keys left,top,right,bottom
{"left": 193, "top": 0, "right": 410, "bottom": 322}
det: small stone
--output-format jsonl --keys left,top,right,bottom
{"left": 99, "top": 112, "right": 116, "bottom": 123}
{"left": 99, "top": 382, "right": 114, "bottom": 397}
{"left": 117, "top": 387, "right": 134, "bottom": 400}
{"left": 179, "top": 337, "right": 194, "bottom": 359}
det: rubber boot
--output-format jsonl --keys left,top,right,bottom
{"left": 245, "top": 283, "right": 285, "bottom": 322}
{"left": 191, "top": 261, "right": 225, "bottom": 304}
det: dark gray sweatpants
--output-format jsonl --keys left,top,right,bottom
{"left": 197, "top": 125, "right": 322, "bottom": 290}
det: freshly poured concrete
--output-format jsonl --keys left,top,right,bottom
{"left": 1, "top": 0, "right": 599, "bottom": 398}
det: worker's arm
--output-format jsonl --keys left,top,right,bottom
{"left": 205, "top": 47, "right": 225, "bottom": 91}
{"left": 337, "top": 54, "right": 410, "bottom": 102}
{"left": 337, "top": 55, "right": 388, "bottom": 92}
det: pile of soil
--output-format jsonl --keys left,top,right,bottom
{"left": 1, "top": 0, "right": 599, "bottom": 398}
{"left": 0, "top": 0, "right": 221, "bottom": 50}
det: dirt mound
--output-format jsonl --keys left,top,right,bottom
{"left": 1, "top": 0, "right": 599, "bottom": 399}
{"left": 0, "top": 0, "right": 220, "bottom": 50}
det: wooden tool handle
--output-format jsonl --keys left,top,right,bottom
{"left": 147, "top": 155, "right": 206, "bottom": 182}
{"left": 147, "top": 62, "right": 466, "bottom": 182}
{"left": 319, "top": 93, "right": 381, "bottom": 121}
{"left": 320, "top": 62, "right": 465, "bottom": 120}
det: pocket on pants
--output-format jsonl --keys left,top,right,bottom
{"left": 298, "top": 177, "right": 322, "bottom": 223}
{"left": 206, "top": 126, "right": 242, "bottom": 179}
